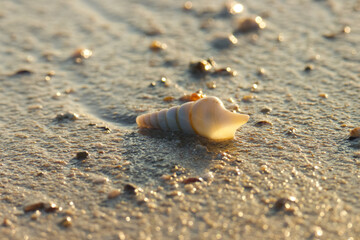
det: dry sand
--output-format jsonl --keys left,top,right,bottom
{"left": 0, "top": 0, "right": 360, "bottom": 239}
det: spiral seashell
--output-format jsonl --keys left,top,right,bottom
{"left": 136, "top": 96, "right": 249, "bottom": 140}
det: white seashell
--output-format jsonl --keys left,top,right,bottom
{"left": 136, "top": 96, "right": 249, "bottom": 140}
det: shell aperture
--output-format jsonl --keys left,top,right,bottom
{"left": 136, "top": 96, "right": 249, "bottom": 140}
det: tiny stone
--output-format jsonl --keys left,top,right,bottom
{"left": 183, "top": 1, "right": 193, "bottom": 11}
{"left": 242, "top": 95, "right": 255, "bottom": 102}
{"left": 319, "top": 93, "right": 328, "bottom": 98}
{"left": 150, "top": 40, "right": 167, "bottom": 51}
{"left": 183, "top": 177, "right": 203, "bottom": 184}
{"left": 10, "top": 69, "right": 33, "bottom": 77}
{"left": 304, "top": 65, "right": 314, "bottom": 72}
{"left": 273, "top": 196, "right": 297, "bottom": 211}
{"left": 76, "top": 151, "right": 89, "bottom": 160}
{"left": 313, "top": 226, "right": 323, "bottom": 237}
{"left": 277, "top": 34, "right": 284, "bottom": 42}
{"left": 257, "top": 68, "right": 266, "bottom": 76}
{"left": 163, "top": 96, "right": 175, "bottom": 102}
{"left": 349, "top": 127, "right": 360, "bottom": 139}
{"left": 55, "top": 112, "right": 79, "bottom": 122}
{"left": 255, "top": 120, "right": 273, "bottom": 127}
{"left": 237, "top": 16, "right": 266, "bottom": 33}
{"left": 286, "top": 127, "right": 297, "bottom": 135}
{"left": 224, "top": 1, "right": 244, "bottom": 15}
{"left": 71, "top": 48, "right": 92, "bottom": 63}
{"left": 206, "top": 81, "right": 216, "bottom": 89}
{"left": 124, "top": 184, "right": 138, "bottom": 195}
{"left": 214, "top": 67, "right": 237, "bottom": 76}
{"left": 2, "top": 218, "right": 13, "bottom": 227}
{"left": 108, "top": 189, "right": 121, "bottom": 199}
{"left": 24, "top": 202, "right": 45, "bottom": 212}
{"left": 228, "top": 104, "right": 240, "bottom": 112}
{"left": 44, "top": 203, "right": 60, "bottom": 213}
{"left": 60, "top": 216, "right": 72, "bottom": 227}
{"left": 260, "top": 165, "right": 270, "bottom": 173}
{"left": 31, "top": 210, "right": 41, "bottom": 220}
{"left": 190, "top": 60, "right": 213, "bottom": 74}
{"left": 343, "top": 26, "right": 351, "bottom": 34}
{"left": 260, "top": 107, "right": 272, "bottom": 114}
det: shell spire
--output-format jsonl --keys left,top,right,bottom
{"left": 136, "top": 96, "right": 249, "bottom": 141}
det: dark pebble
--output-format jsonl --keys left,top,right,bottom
{"left": 24, "top": 202, "right": 45, "bottom": 212}
{"left": 189, "top": 60, "right": 213, "bottom": 74}
{"left": 10, "top": 69, "right": 33, "bottom": 76}
{"left": 260, "top": 107, "right": 272, "bottom": 114}
{"left": 76, "top": 151, "right": 89, "bottom": 160}
{"left": 304, "top": 65, "right": 314, "bottom": 72}
{"left": 273, "top": 196, "right": 297, "bottom": 211}
{"left": 124, "top": 184, "right": 138, "bottom": 195}
{"left": 183, "top": 177, "right": 203, "bottom": 184}
{"left": 255, "top": 120, "right": 273, "bottom": 127}
{"left": 44, "top": 203, "right": 59, "bottom": 213}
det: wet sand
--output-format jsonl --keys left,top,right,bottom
{"left": 0, "top": 0, "right": 360, "bottom": 239}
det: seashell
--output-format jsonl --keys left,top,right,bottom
{"left": 136, "top": 96, "right": 249, "bottom": 140}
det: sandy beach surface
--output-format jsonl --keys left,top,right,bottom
{"left": 1, "top": 0, "right": 360, "bottom": 239}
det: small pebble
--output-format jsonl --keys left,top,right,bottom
{"left": 237, "top": 16, "right": 266, "bottom": 33}
{"left": 257, "top": 68, "right": 266, "bottom": 76}
{"left": 312, "top": 226, "right": 323, "bottom": 237}
{"left": 260, "top": 165, "right": 270, "bottom": 173}
{"left": 323, "top": 25, "right": 351, "bottom": 39}
{"left": 260, "top": 107, "right": 272, "bottom": 114}
{"left": 251, "top": 83, "right": 258, "bottom": 92}
{"left": 228, "top": 104, "right": 240, "bottom": 112}
{"left": 242, "top": 95, "right": 255, "bottom": 102}
{"left": 273, "top": 196, "right": 297, "bottom": 211}
{"left": 214, "top": 67, "right": 237, "bottom": 76}
{"left": 150, "top": 40, "right": 167, "bottom": 51}
{"left": 124, "top": 184, "right": 138, "bottom": 195}
{"left": 304, "top": 65, "right": 314, "bottom": 72}
{"left": 163, "top": 96, "right": 175, "bottom": 102}
{"left": 277, "top": 34, "right": 284, "bottom": 42}
{"left": 60, "top": 216, "right": 72, "bottom": 227}
{"left": 44, "top": 203, "right": 60, "bottom": 213}
{"left": 71, "top": 48, "right": 92, "bottom": 63}
{"left": 76, "top": 151, "right": 89, "bottom": 160}
{"left": 2, "top": 218, "right": 13, "bottom": 227}
{"left": 9, "top": 69, "right": 33, "bottom": 77}
{"left": 224, "top": 1, "right": 244, "bottom": 15}
{"left": 108, "top": 189, "right": 121, "bottom": 199}
{"left": 183, "top": 177, "right": 203, "bottom": 184}
{"left": 183, "top": 1, "right": 193, "bottom": 11}
{"left": 286, "top": 127, "right": 297, "bottom": 136}
{"left": 190, "top": 59, "right": 213, "bottom": 74}
{"left": 24, "top": 202, "right": 45, "bottom": 212}
{"left": 55, "top": 112, "right": 79, "bottom": 122}
{"left": 30, "top": 210, "right": 41, "bottom": 220}
{"left": 202, "top": 172, "right": 214, "bottom": 182}
{"left": 206, "top": 81, "right": 216, "bottom": 89}
{"left": 28, "top": 105, "right": 43, "bottom": 111}
{"left": 255, "top": 120, "right": 272, "bottom": 127}
{"left": 319, "top": 93, "right": 328, "bottom": 99}
{"left": 179, "top": 91, "right": 206, "bottom": 102}
{"left": 349, "top": 127, "right": 360, "bottom": 139}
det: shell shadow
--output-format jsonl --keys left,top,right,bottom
{"left": 115, "top": 129, "right": 239, "bottom": 187}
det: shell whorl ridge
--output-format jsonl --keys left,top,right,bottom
{"left": 136, "top": 96, "right": 249, "bottom": 140}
